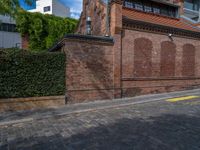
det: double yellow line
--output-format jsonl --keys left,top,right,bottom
{"left": 166, "top": 96, "right": 199, "bottom": 102}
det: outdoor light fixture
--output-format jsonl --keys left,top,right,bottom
{"left": 168, "top": 33, "right": 173, "bottom": 37}
{"left": 168, "top": 33, "right": 173, "bottom": 41}
{"left": 86, "top": 16, "right": 92, "bottom": 35}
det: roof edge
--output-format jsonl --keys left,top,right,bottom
{"left": 123, "top": 17, "right": 200, "bottom": 39}
{"left": 49, "top": 34, "right": 114, "bottom": 52}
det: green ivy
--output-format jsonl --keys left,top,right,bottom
{"left": 16, "top": 10, "right": 78, "bottom": 51}
{"left": 0, "top": 49, "right": 66, "bottom": 98}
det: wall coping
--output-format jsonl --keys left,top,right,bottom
{"left": 49, "top": 34, "right": 114, "bottom": 52}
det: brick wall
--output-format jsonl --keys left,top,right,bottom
{"left": 63, "top": 38, "right": 114, "bottom": 103}
{"left": 122, "top": 29, "right": 200, "bottom": 97}
{"left": 0, "top": 96, "right": 65, "bottom": 112}
{"left": 77, "top": 0, "right": 107, "bottom": 36}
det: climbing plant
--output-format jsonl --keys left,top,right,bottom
{"left": 16, "top": 10, "right": 78, "bottom": 51}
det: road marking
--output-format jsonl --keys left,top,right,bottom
{"left": 166, "top": 96, "right": 199, "bottom": 102}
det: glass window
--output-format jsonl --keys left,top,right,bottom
{"left": 135, "top": 3, "right": 143, "bottom": 11}
{"left": 44, "top": 6, "right": 51, "bottom": 12}
{"left": 153, "top": 7, "right": 160, "bottom": 14}
{"left": 125, "top": 1, "right": 133, "bottom": 8}
{"left": 0, "top": 23, "right": 16, "bottom": 32}
{"left": 184, "top": 0, "right": 199, "bottom": 11}
{"left": 144, "top": 5, "right": 152, "bottom": 12}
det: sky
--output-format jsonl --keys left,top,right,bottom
{"left": 59, "top": 0, "right": 82, "bottom": 19}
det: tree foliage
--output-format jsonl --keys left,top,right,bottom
{"left": 16, "top": 10, "right": 78, "bottom": 51}
{"left": 0, "top": 0, "right": 31, "bottom": 16}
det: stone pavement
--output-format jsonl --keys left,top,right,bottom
{"left": 1, "top": 89, "right": 200, "bottom": 150}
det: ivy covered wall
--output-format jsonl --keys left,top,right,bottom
{"left": 16, "top": 10, "right": 78, "bottom": 51}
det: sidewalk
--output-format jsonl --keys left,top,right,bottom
{"left": 0, "top": 88, "right": 200, "bottom": 126}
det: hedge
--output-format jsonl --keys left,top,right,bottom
{"left": 0, "top": 49, "right": 66, "bottom": 98}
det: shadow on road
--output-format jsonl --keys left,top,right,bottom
{"left": 1, "top": 114, "right": 200, "bottom": 150}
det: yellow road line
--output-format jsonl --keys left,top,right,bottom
{"left": 166, "top": 96, "right": 199, "bottom": 102}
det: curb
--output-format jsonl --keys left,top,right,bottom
{"left": 0, "top": 89, "right": 200, "bottom": 126}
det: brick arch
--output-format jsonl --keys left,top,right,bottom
{"left": 160, "top": 41, "right": 176, "bottom": 77}
{"left": 134, "top": 37, "right": 153, "bottom": 77}
{"left": 182, "top": 44, "right": 195, "bottom": 77}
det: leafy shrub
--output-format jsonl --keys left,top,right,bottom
{"left": 16, "top": 10, "right": 78, "bottom": 51}
{"left": 0, "top": 49, "right": 66, "bottom": 98}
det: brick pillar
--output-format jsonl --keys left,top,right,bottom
{"left": 110, "top": 0, "right": 123, "bottom": 98}
{"left": 22, "top": 34, "right": 29, "bottom": 50}
{"left": 177, "top": 0, "right": 184, "bottom": 16}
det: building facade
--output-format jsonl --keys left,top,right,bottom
{"left": 183, "top": 0, "right": 200, "bottom": 22}
{"left": 28, "top": 0, "right": 70, "bottom": 18}
{"left": 0, "top": 15, "right": 22, "bottom": 49}
{"left": 51, "top": 0, "right": 200, "bottom": 103}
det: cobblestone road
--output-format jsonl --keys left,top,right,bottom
{"left": 1, "top": 91, "right": 200, "bottom": 150}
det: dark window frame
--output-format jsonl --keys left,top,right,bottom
{"left": 123, "top": 0, "right": 178, "bottom": 18}
{"left": 43, "top": 6, "right": 51, "bottom": 12}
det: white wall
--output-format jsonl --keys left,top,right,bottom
{"left": 0, "top": 15, "right": 15, "bottom": 24}
{"left": 29, "top": 0, "right": 70, "bottom": 18}
{"left": 52, "top": 0, "right": 70, "bottom": 18}
{"left": 0, "top": 31, "right": 22, "bottom": 48}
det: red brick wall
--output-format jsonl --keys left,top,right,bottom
{"left": 22, "top": 34, "right": 29, "bottom": 50}
{"left": 77, "top": 0, "right": 107, "bottom": 36}
{"left": 182, "top": 44, "right": 196, "bottom": 77}
{"left": 63, "top": 40, "right": 114, "bottom": 103}
{"left": 122, "top": 29, "right": 200, "bottom": 97}
{"left": 160, "top": 41, "right": 176, "bottom": 77}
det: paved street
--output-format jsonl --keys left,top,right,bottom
{"left": 1, "top": 89, "right": 200, "bottom": 150}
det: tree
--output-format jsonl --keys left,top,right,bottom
{"left": 0, "top": 0, "right": 31, "bottom": 17}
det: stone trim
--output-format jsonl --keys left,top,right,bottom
{"left": 122, "top": 17, "right": 200, "bottom": 39}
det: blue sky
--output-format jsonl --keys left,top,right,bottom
{"left": 59, "top": 0, "right": 83, "bottom": 19}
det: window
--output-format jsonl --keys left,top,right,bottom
{"left": 123, "top": 0, "right": 177, "bottom": 18}
{"left": 153, "top": 7, "right": 160, "bottom": 14}
{"left": 144, "top": 5, "right": 152, "bottom": 12}
{"left": 135, "top": 3, "right": 143, "bottom": 11}
{"left": 0, "top": 23, "right": 17, "bottom": 32}
{"left": 44, "top": 6, "right": 51, "bottom": 12}
{"left": 184, "top": 0, "right": 199, "bottom": 11}
{"left": 125, "top": 1, "right": 133, "bottom": 8}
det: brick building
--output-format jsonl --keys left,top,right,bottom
{"left": 51, "top": 0, "right": 200, "bottom": 103}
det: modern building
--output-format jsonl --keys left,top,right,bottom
{"left": 183, "top": 0, "right": 200, "bottom": 22}
{"left": 0, "top": 15, "right": 22, "bottom": 48}
{"left": 50, "top": 0, "right": 200, "bottom": 103}
{"left": 28, "top": 0, "right": 70, "bottom": 18}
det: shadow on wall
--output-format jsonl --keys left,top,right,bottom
{"left": 2, "top": 114, "right": 200, "bottom": 150}
{"left": 67, "top": 42, "right": 114, "bottom": 101}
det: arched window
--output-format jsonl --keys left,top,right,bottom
{"left": 182, "top": 44, "right": 195, "bottom": 77}
{"left": 160, "top": 41, "right": 176, "bottom": 77}
{"left": 134, "top": 38, "right": 152, "bottom": 77}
